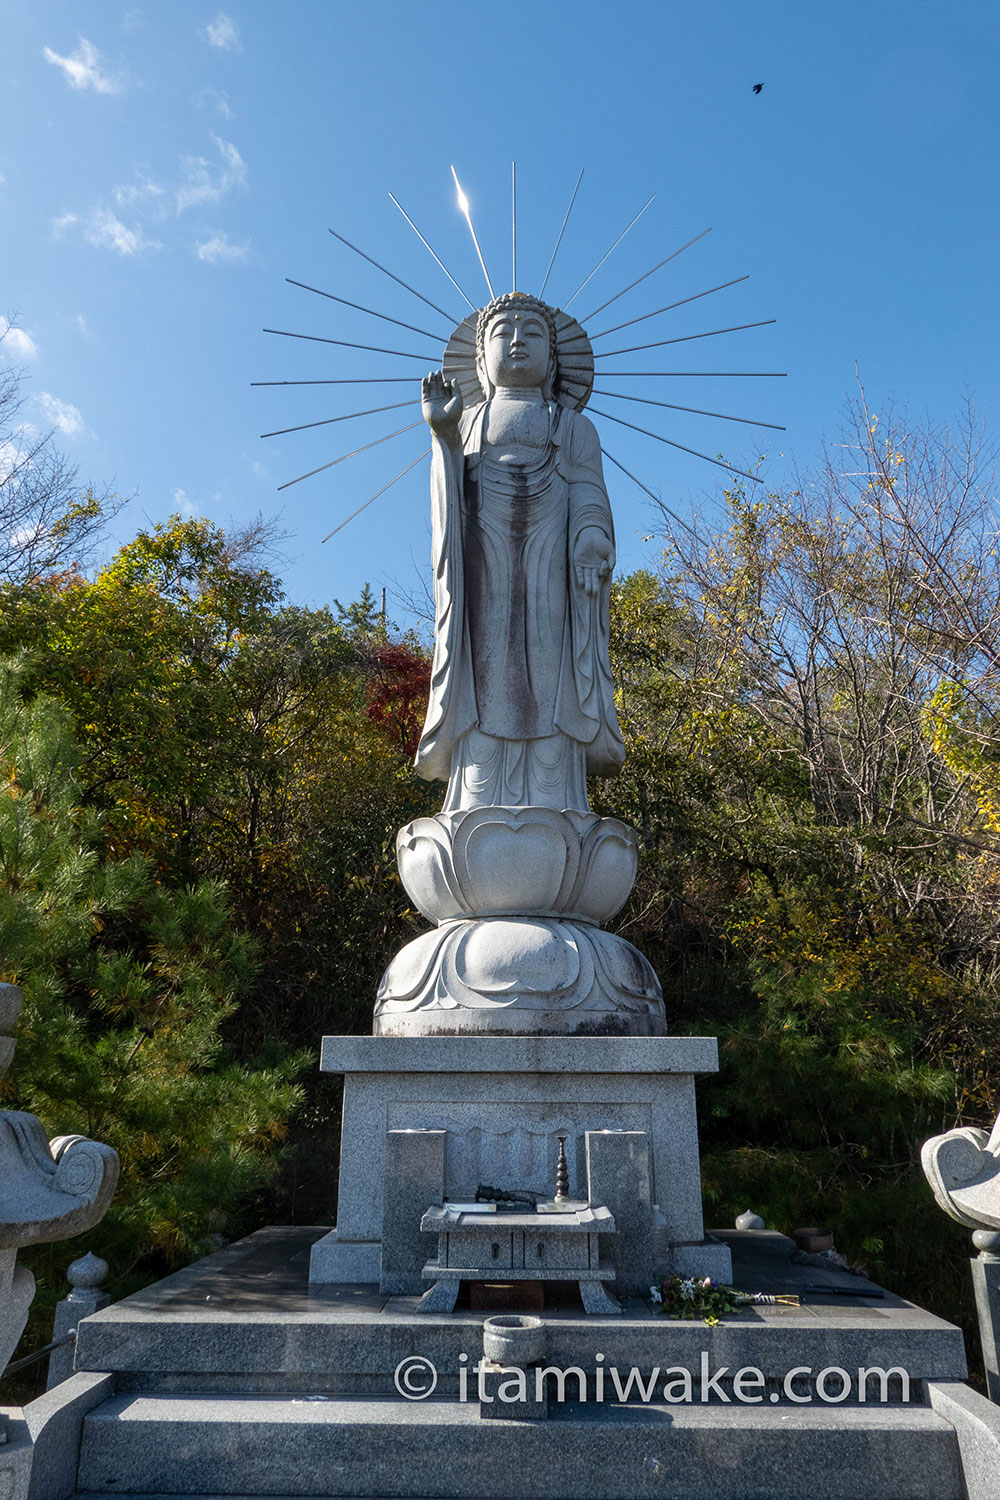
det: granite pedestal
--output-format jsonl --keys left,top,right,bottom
{"left": 308, "top": 1035, "right": 730, "bottom": 1291}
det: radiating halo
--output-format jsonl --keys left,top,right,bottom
{"left": 442, "top": 305, "right": 595, "bottom": 412}
{"left": 264, "top": 169, "right": 785, "bottom": 516}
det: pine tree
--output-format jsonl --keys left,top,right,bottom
{"left": 0, "top": 656, "right": 304, "bottom": 1314}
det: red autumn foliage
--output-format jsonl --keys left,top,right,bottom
{"left": 365, "top": 643, "right": 431, "bottom": 759}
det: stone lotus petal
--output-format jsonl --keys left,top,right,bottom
{"left": 375, "top": 917, "right": 665, "bottom": 1036}
{"left": 396, "top": 806, "right": 638, "bottom": 925}
{"left": 378, "top": 926, "right": 456, "bottom": 1009}
{"left": 453, "top": 918, "right": 587, "bottom": 997}
{"left": 395, "top": 819, "right": 466, "bottom": 923}
{"left": 566, "top": 819, "right": 639, "bottom": 924}
{"left": 382, "top": 804, "right": 662, "bottom": 1036}
{"left": 587, "top": 924, "right": 662, "bottom": 1004}
{"left": 453, "top": 809, "right": 579, "bottom": 917}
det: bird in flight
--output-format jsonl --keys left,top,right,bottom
{"left": 752, "top": 83, "right": 763, "bottom": 94}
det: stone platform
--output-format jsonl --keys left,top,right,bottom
{"left": 70, "top": 1226, "right": 968, "bottom": 1396}
{"left": 34, "top": 1224, "right": 1000, "bottom": 1499}
{"left": 310, "top": 1035, "right": 729, "bottom": 1288}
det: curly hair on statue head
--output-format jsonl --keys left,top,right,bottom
{"left": 474, "top": 292, "right": 559, "bottom": 370}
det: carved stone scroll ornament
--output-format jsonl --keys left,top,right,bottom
{"left": 921, "top": 1110, "right": 1000, "bottom": 1232}
{"left": 0, "top": 982, "right": 120, "bottom": 1375}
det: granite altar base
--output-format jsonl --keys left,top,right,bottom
{"left": 309, "top": 1035, "right": 730, "bottom": 1291}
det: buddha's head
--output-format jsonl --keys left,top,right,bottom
{"left": 476, "top": 292, "right": 559, "bottom": 400}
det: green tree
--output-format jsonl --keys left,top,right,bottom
{"left": 0, "top": 525, "right": 438, "bottom": 1227}
{"left": 597, "top": 511, "right": 998, "bottom": 1347}
{"left": 0, "top": 657, "right": 304, "bottom": 1327}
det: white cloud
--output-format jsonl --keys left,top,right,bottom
{"left": 0, "top": 321, "right": 39, "bottom": 361}
{"left": 74, "top": 314, "right": 90, "bottom": 336}
{"left": 198, "top": 86, "right": 233, "bottom": 119}
{"left": 114, "top": 173, "right": 167, "bottom": 212}
{"left": 176, "top": 136, "right": 246, "bottom": 212}
{"left": 54, "top": 206, "right": 161, "bottom": 256}
{"left": 42, "top": 37, "right": 121, "bottom": 94}
{"left": 85, "top": 209, "right": 158, "bottom": 255}
{"left": 53, "top": 134, "right": 244, "bottom": 261}
{"left": 173, "top": 488, "right": 197, "bottom": 517}
{"left": 202, "top": 12, "right": 240, "bottom": 50}
{"left": 36, "top": 392, "right": 86, "bottom": 439}
{"left": 0, "top": 439, "right": 26, "bottom": 480}
{"left": 195, "top": 231, "right": 248, "bottom": 264}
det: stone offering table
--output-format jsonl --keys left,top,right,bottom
{"left": 417, "top": 1203, "right": 620, "bottom": 1314}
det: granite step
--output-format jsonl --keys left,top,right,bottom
{"left": 76, "top": 1391, "right": 964, "bottom": 1500}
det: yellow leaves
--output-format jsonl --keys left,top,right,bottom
{"left": 922, "top": 681, "right": 1000, "bottom": 833}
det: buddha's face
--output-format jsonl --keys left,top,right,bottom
{"left": 483, "top": 308, "right": 551, "bottom": 390}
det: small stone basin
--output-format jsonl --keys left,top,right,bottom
{"left": 794, "top": 1226, "right": 834, "bottom": 1254}
{"left": 482, "top": 1314, "right": 546, "bottom": 1366}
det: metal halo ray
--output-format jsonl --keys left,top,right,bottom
{"left": 285, "top": 278, "right": 449, "bottom": 342}
{"left": 593, "top": 320, "right": 777, "bottom": 359}
{"left": 328, "top": 226, "right": 459, "bottom": 323}
{"left": 581, "top": 228, "right": 712, "bottom": 323}
{"left": 591, "top": 405, "right": 764, "bottom": 484}
{"left": 451, "top": 166, "right": 495, "bottom": 299}
{"left": 321, "top": 450, "right": 431, "bottom": 543}
{"left": 252, "top": 377, "right": 416, "bottom": 387}
{"left": 276, "top": 420, "right": 424, "bottom": 493}
{"left": 590, "top": 277, "right": 750, "bottom": 340}
{"left": 261, "top": 399, "right": 419, "bottom": 440}
{"left": 263, "top": 327, "right": 439, "bottom": 361}
{"left": 591, "top": 388, "right": 786, "bottom": 431}
{"left": 539, "top": 168, "right": 584, "bottom": 299}
{"left": 387, "top": 194, "right": 477, "bottom": 311}
{"left": 261, "top": 168, "right": 783, "bottom": 539}
{"left": 601, "top": 447, "right": 705, "bottom": 544}
{"left": 563, "top": 194, "right": 655, "bottom": 309}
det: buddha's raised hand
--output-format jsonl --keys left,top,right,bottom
{"left": 421, "top": 370, "right": 464, "bottom": 440}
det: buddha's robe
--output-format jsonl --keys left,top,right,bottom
{"left": 415, "top": 400, "right": 624, "bottom": 812}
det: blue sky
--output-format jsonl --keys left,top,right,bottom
{"left": 3, "top": 1, "right": 998, "bottom": 621}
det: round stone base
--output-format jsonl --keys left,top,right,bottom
{"left": 373, "top": 916, "right": 666, "bottom": 1038}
